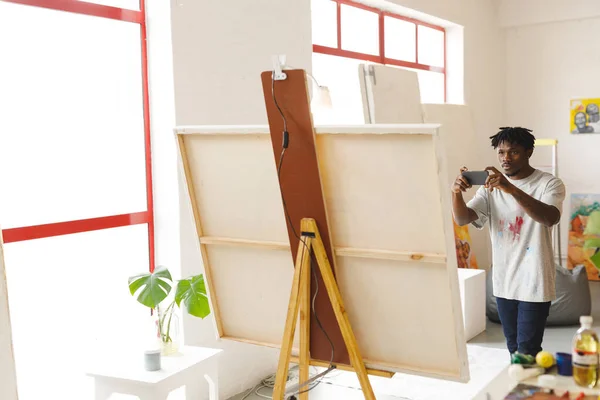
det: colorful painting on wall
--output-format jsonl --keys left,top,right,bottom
{"left": 568, "top": 193, "right": 600, "bottom": 281}
{"left": 453, "top": 220, "right": 478, "bottom": 269}
{"left": 570, "top": 98, "right": 600, "bottom": 134}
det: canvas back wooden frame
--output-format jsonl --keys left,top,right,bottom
{"left": 0, "top": 229, "right": 19, "bottom": 400}
{"left": 175, "top": 123, "right": 470, "bottom": 382}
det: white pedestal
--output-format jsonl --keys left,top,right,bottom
{"left": 86, "top": 345, "right": 222, "bottom": 400}
{"left": 457, "top": 268, "right": 486, "bottom": 341}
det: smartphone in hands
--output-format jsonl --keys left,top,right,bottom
{"left": 461, "top": 170, "right": 489, "bottom": 186}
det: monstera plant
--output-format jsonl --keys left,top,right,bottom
{"left": 128, "top": 266, "right": 210, "bottom": 353}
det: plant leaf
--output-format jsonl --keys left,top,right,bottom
{"left": 175, "top": 274, "right": 210, "bottom": 318}
{"left": 128, "top": 274, "right": 148, "bottom": 296}
{"left": 127, "top": 266, "right": 173, "bottom": 308}
{"left": 191, "top": 274, "right": 207, "bottom": 292}
{"left": 152, "top": 266, "right": 173, "bottom": 282}
{"left": 175, "top": 279, "right": 191, "bottom": 307}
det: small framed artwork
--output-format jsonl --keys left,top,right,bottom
{"left": 570, "top": 98, "right": 600, "bottom": 134}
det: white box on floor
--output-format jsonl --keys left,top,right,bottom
{"left": 458, "top": 268, "right": 486, "bottom": 341}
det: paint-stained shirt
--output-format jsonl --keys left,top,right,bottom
{"left": 467, "top": 169, "right": 566, "bottom": 302}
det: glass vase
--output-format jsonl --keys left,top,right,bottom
{"left": 156, "top": 304, "right": 180, "bottom": 356}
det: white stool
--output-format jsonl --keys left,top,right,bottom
{"left": 457, "top": 268, "right": 486, "bottom": 341}
{"left": 86, "top": 345, "right": 222, "bottom": 400}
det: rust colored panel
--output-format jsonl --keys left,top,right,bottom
{"left": 260, "top": 70, "right": 350, "bottom": 366}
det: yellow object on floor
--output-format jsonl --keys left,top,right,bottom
{"left": 536, "top": 351, "right": 555, "bottom": 369}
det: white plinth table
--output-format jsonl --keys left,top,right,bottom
{"left": 86, "top": 345, "right": 222, "bottom": 400}
{"left": 457, "top": 268, "right": 487, "bottom": 341}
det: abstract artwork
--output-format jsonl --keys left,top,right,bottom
{"left": 453, "top": 220, "right": 479, "bottom": 269}
{"left": 570, "top": 98, "right": 600, "bottom": 134}
{"left": 568, "top": 193, "right": 600, "bottom": 281}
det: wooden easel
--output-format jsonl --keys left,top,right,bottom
{"left": 260, "top": 64, "right": 381, "bottom": 399}
{"left": 272, "top": 218, "right": 376, "bottom": 400}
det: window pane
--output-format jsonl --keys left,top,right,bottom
{"left": 415, "top": 69, "right": 445, "bottom": 104}
{"left": 417, "top": 25, "right": 445, "bottom": 67}
{"left": 79, "top": 0, "right": 140, "bottom": 11}
{"left": 340, "top": 4, "right": 379, "bottom": 55}
{"left": 0, "top": 3, "right": 147, "bottom": 229}
{"left": 384, "top": 16, "right": 416, "bottom": 62}
{"left": 312, "top": 53, "right": 369, "bottom": 125}
{"left": 311, "top": 0, "right": 338, "bottom": 48}
{"left": 4, "top": 225, "right": 151, "bottom": 400}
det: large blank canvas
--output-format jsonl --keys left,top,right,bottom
{"left": 176, "top": 124, "right": 469, "bottom": 382}
{"left": 358, "top": 64, "right": 423, "bottom": 124}
{"left": 0, "top": 231, "right": 18, "bottom": 400}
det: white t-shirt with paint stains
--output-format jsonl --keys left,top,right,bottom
{"left": 466, "top": 169, "right": 566, "bottom": 303}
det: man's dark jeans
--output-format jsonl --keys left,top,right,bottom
{"left": 496, "top": 297, "right": 551, "bottom": 356}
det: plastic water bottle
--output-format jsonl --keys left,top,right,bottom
{"left": 573, "top": 315, "right": 599, "bottom": 387}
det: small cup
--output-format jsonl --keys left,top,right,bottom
{"left": 144, "top": 349, "right": 161, "bottom": 371}
{"left": 555, "top": 352, "right": 572, "bottom": 376}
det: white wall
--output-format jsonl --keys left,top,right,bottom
{"left": 498, "top": 0, "right": 600, "bottom": 28}
{"left": 166, "top": 0, "right": 503, "bottom": 397}
{"left": 147, "top": 0, "right": 179, "bottom": 274}
{"left": 170, "top": 1, "right": 313, "bottom": 126}
{"left": 503, "top": 10, "right": 600, "bottom": 262}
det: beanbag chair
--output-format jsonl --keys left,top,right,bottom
{"left": 486, "top": 264, "right": 591, "bottom": 326}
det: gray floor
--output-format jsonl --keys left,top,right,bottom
{"left": 228, "top": 285, "right": 600, "bottom": 400}
{"left": 228, "top": 383, "right": 402, "bottom": 400}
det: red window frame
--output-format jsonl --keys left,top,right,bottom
{"left": 0, "top": 0, "right": 155, "bottom": 272}
{"left": 313, "top": 0, "right": 447, "bottom": 102}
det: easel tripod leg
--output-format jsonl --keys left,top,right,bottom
{"left": 299, "top": 235, "right": 311, "bottom": 400}
{"left": 306, "top": 219, "right": 376, "bottom": 400}
{"left": 273, "top": 234, "right": 313, "bottom": 400}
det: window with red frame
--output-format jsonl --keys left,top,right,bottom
{"left": 311, "top": 0, "right": 446, "bottom": 124}
{"left": 0, "top": 0, "right": 154, "bottom": 264}
{"left": 0, "top": 1, "right": 154, "bottom": 398}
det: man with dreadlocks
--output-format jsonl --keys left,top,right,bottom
{"left": 451, "top": 126, "right": 566, "bottom": 359}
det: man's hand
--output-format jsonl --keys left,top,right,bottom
{"left": 452, "top": 167, "right": 472, "bottom": 194}
{"left": 451, "top": 167, "right": 480, "bottom": 226}
{"left": 484, "top": 166, "right": 515, "bottom": 193}
{"left": 484, "top": 166, "right": 561, "bottom": 226}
